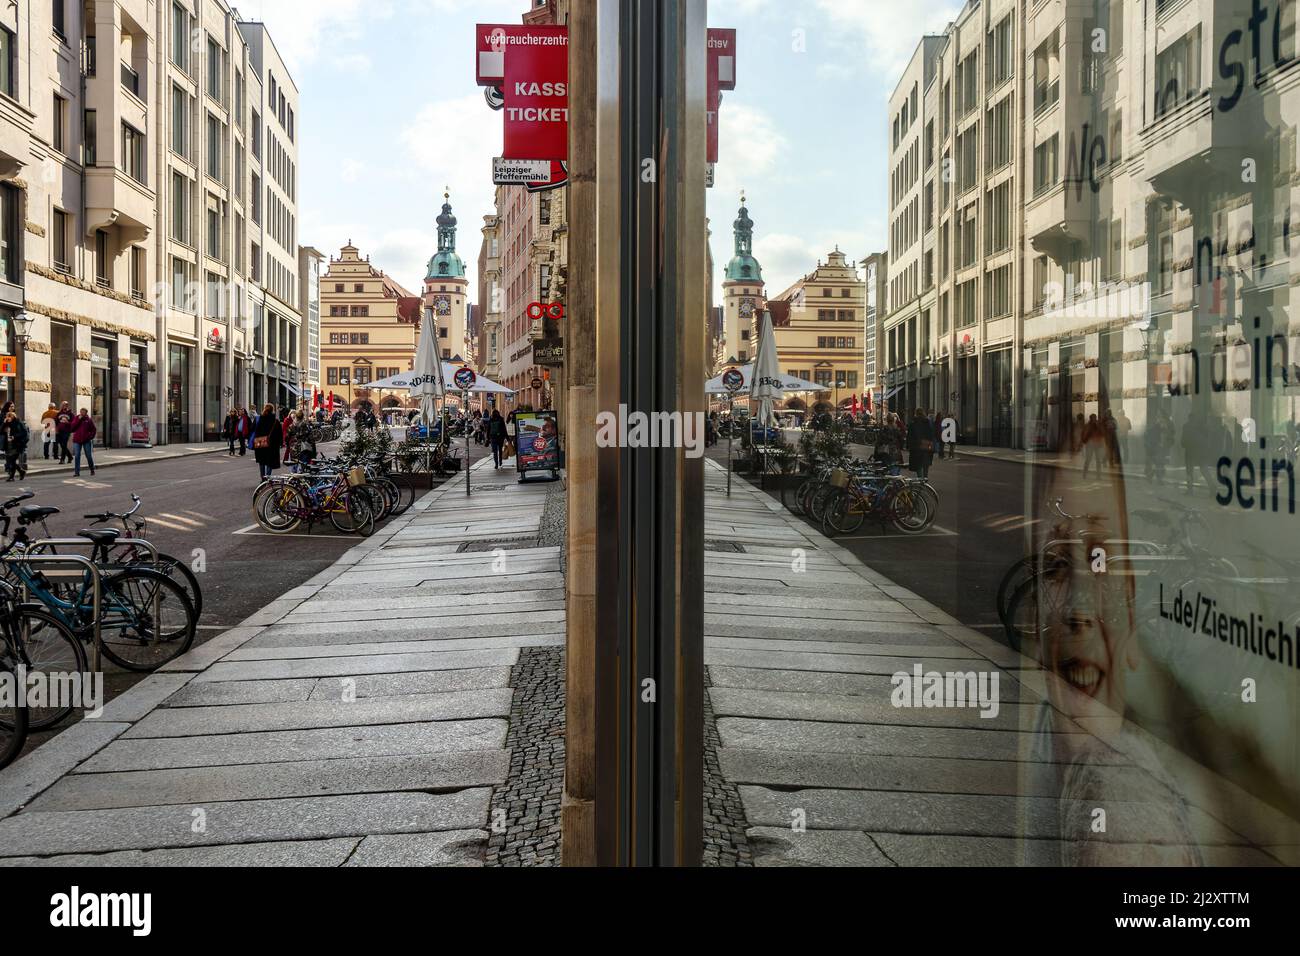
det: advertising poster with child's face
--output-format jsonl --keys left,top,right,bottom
{"left": 515, "top": 411, "right": 559, "bottom": 473}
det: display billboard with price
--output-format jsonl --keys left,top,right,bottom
{"left": 515, "top": 410, "right": 560, "bottom": 475}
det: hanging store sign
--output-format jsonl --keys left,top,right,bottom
{"left": 533, "top": 338, "right": 564, "bottom": 366}
{"left": 721, "top": 366, "right": 744, "bottom": 393}
{"left": 493, "top": 158, "right": 553, "bottom": 184}
{"left": 477, "top": 23, "right": 569, "bottom": 191}
{"left": 0, "top": 355, "right": 14, "bottom": 377}
{"left": 706, "top": 29, "right": 736, "bottom": 169}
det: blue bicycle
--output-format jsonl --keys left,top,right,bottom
{"left": 0, "top": 493, "right": 196, "bottom": 672}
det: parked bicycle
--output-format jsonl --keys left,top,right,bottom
{"left": 0, "top": 492, "right": 196, "bottom": 673}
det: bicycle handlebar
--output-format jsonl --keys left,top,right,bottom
{"left": 84, "top": 493, "right": 144, "bottom": 524}
{"left": 1, "top": 491, "right": 35, "bottom": 510}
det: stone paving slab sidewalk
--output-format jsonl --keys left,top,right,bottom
{"left": 0, "top": 455, "right": 556, "bottom": 866}
{"left": 702, "top": 459, "right": 1299, "bottom": 867}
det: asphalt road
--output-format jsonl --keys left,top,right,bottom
{"left": 9, "top": 444, "right": 421, "bottom": 756}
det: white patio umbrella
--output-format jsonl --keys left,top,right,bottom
{"left": 705, "top": 365, "right": 819, "bottom": 394}
{"left": 411, "top": 312, "right": 445, "bottom": 427}
{"left": 368, "top": 365, "right": 515, "bottom": 395}
{"left": 750, "top": 310, "right": 783, "bottom": 430}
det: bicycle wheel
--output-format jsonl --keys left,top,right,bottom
{"left": 1003, "top": 560, "right": 1071, "bottom": 655}
{"left": 256, "top": 483, "right": 305, "bottom": 533}
{"left": 789, "top": 478, "right": 815, "bottom": 516}
{"left": 151, "top": 552, "right": 203, "bottom": 622}
{"left": 826, "top": 489, "right": 866, "bottom": 535}
{"left": 96, "top": 567, "right": 196, "bottom": 672}
{"left": 891, "top": 487, "right": 933, "bottom": 534}
{"left": 808, "top": 483, "right": 836, "bottom": 525}
{"left": 996, "top": 554, "right": 1039, "bottom": 630}
{"left": 0, "top": 658, "right": 28, "bottom": 770}
{"left": 4, "top": 606, "right": 87, "bottom": 730}
{"left": 819, "top": 489, "right": 842, "bottom": 536}
{"left": 359, "top": 483, "right": 388, "bottom": 522}
{"left": 329, "top": 490, "right": 374, "bottom": 536}
{"left": 388, "top": 476, "right": 417, "bottom": 516}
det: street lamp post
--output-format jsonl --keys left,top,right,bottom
{"left": 12, "top": 310, "right": 33, "bottom": 423}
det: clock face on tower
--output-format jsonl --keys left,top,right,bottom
{"left": 739, "top": 298, "right": 755, "bottom": 317}
{"left": 433, "top": 294, "right": 452, "bottom": 315}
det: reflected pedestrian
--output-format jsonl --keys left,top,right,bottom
{"left": 907, "top": 408, "right": 935, "bottom": 479}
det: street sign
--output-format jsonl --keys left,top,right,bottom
{"left": 533, "top": 338, "right": 564, "bottom": 366}
{"left": 453, "top": 366, "right": 477, "bottom": 391}
{"left": 721, "top": 366, "right": 744, "bottom": 393}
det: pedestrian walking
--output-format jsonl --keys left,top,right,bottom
{"left": 1114, "top": 408, "right": 1132, "bottom": 469}
{"left": 0, "top": 401, "right": 11, "bottom": 471}
{"left": 222, "top": 408, "right": 240, "bottom": 455}
{"left": 40, "top": 403, "right": 58, "bottom": 459}
{"left": 251, "top": 403, "right": 282, "bottom": 480}
{"left": 286, "top": 411, "right": 315, "bottom": 472}
{"left": 236, "top": 406, "right": 252, "bottom": 455}
{"left": 54, "top": 402, "right": 74, "bottom": 463}
{"left": 907, "top": 408, "right": 935, "bottom": 479}
{"left": 1081, "top": 413, "right": 1105, "bottom": 477}
{"left": 2, "top": 410, "right": 29, "bottom": 480}
{"left": 70, "top": 408, "right": 97, "bottom": 477}
{"left": 1102, "top": 409, "right": 1119, "bottom": 469}
{"left": 1144, "top": 411, "right": 1169, "bottom": 484}
{"left": 940, "top": 411, "right": 957, "bottom": 459}
{"left": 488, "top": 409, "right": 509, "bottom": 468}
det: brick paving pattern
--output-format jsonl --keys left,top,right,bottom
{"left": 485, "top": 647, "right": 566, "bottom": 866}
{"left": 703, "top": 668, "right": 754, "bottom": 866}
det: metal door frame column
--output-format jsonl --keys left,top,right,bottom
{"left": 584, "top": 0, "right": 706, "bottom": 866}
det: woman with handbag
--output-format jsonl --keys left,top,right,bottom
{"left": 906, "top": 407, "right": 935, "bottom": 479}
{"left": 251, "top": 403, "right": 282, "bottom": 480}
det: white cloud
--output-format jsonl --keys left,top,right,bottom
{"left": 711, "top": 102, "right": 789, "bottom": 210}
{"left": 338, "top": 158, "right": 368, "bottom": 184}
{"left": 396, "top": 91, "right": 505, "bottom": 294}
{"left": 814, "top": 0, "right": 961, "bottom": 81}
{"left": 238, "top": 0, "right": 394, "bottom": 74}
{"left": 753, "top": 230, "right": 871, "bottom": 298}
{"left": 334, "top": 53, "right": 372, "bottom": 76}
{"left": 310, "top": 224, "right": 436, "bottom": 298}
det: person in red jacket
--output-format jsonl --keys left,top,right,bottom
{"left": 70, "top": 408, "right": 97, "bottom": 477}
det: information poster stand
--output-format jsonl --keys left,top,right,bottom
{"left": 515, "top": 409, "right": 561, "bottom": 483}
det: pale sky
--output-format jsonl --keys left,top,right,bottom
{"left": 242, "top": 0, "right": 960, "bottom": 301}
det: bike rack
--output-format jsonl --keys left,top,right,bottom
{"left": 28, "top": 538, "right": 166, "bottom": 669}
{"left": 4, "top": 553, "right": 103, "bottom": 672}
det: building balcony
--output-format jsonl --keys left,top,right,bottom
{"left": 1026, "top": 179, "right": 1092, "bottom": 262}
{"left": 1139, "top": 90, "right": 1253, "bottom": 204}
{"left": 86, "top": 166, "right": 154, "bottom": 244}
{"left": 0, "top": 95, "right": 34, "bottom": 179}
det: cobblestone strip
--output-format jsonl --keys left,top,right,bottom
{"left": 485, "top": 482, "right": 568, "bottom": 867}
{"left": 485, "top": 646, "right": 566, "bottom": 866}
{"left": 703, "top": 669, "right": 753, "bottom": 866}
